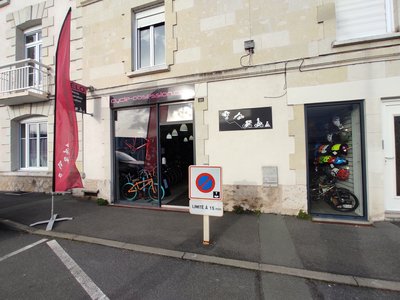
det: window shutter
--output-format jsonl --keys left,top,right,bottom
{"left": 335, "top": 0, "right": 389, "bottom": 41}
{"left": 136, "top": 6, "right": 164, "bottom": 28}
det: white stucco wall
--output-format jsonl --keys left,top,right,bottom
{"left": 206, "top": 75, "right": 295, "bottom": 186}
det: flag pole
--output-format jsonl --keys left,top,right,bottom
{"left": 30, "top": 8, "right": 75, "bottom": 231}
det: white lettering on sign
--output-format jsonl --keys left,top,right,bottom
{"left": 57, "top": 143, "right": 71, "bottom": 180}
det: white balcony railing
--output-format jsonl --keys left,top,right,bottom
{"left": 0, "top": 59, "right": 51, "bottom": 97}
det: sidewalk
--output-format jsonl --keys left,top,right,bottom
{"left": 1, "top": 192, "right": 400, "bottom": 292}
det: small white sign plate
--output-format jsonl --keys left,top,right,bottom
{"left": 189, "top": 199, "right": 223, "bottom": 217}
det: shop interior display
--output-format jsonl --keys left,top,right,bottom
{"left": 116, "top": 123, "right": 193, "bottom": 206}
{"left": 308, "top": 112, "right": 359, "bottom": 213}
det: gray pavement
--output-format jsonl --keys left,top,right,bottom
{"left": 1, "top": 192, "right": 400, "bottom": 292}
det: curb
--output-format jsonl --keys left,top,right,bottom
{"left": 2, "top": 218, "right": 400, "bottom": 292}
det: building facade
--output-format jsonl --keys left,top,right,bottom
{"left": 1, "top": 0, "right": 400, "bottom": 222}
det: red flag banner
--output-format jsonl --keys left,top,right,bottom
{"left": 53, "top": 8, "right": 83, "bottom": 192}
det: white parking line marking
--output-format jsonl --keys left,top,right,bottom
{"left": 47, "top": 240, "right": 109, "bottom": 300}
{"left": 0, "top": 238, "right": 48, "bottom": 263}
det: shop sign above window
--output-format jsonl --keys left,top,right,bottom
{"left": 70, "top": 81, "right": 87, "bottom": 113}
{"left": 219, "top": 107, "right": 273, "bottom": 131}
{"left": 110, "top": 85, "right": 195, "bottom": 108}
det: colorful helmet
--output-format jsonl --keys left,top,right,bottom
{"left": 318, "top": 155, "right": 335, "bottom": 164}
{"left": 333, "top": 156, "right": 348, "bottom": 165}
{"left": 318, "top": 144, "right": 330, "bottom": 154}
{"left": 330, "top": 144, "right": 349, "bottom": 155}
{"left": 336, "top": 168, "right": 350, "bottom": 181}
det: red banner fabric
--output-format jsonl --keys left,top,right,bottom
{"left": 53, "top": 8, "right": 83, "bottom": 192}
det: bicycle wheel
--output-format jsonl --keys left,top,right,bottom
{"left": 121, "top": 183, "right": 138, "bottom": 201}
{"left": 330, "top": 188, "right": 359, "bottom": 212}
{"left": 148, "top": 183, "right": 165, "bottom": 201}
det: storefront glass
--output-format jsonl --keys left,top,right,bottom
{"left": 114, "top": 106, "right": 161, "bottom": 205}
{"left": 113, "top": 102, "right": 194, "bottom": 207}
{"left": 306, "top": 101, "right": 365, "bottom": 218}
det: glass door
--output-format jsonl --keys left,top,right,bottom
{"left": 383, "top": 102, "right": 400, "bottom": 211}
{"left": 159, "top": 102, "right": 194, "bottom": 207}
{"left": 114, "top": 106, "right": 162, "bottom": 206}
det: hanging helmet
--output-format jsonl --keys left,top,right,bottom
{"left": 318, "top": 144, "right": 330, "bottom": 154}
{"left": 330, "top": 167, "right": 339, "bottom": 177}
{"left": 340, "top": 144, "right": 349, "bottom": 154}
{"left": 333, "top": 156, "right": 348, "bottom": 165}
{"left": 336, "top": 168, "right": 350, "bottom": 181}
{"left": 330, "top": 144, "right": 349, "bottom": 155}
{"left": 318, "top": 155, "right": 335, "bottom": 164}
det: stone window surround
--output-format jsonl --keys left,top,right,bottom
{"left": 0, "top": 0, "right": 10, "bottom": 8}
{"left": 6, "top": 2, "right": 51, "bottom": 64}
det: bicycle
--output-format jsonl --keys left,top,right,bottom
{"left": 121, "top": 175, "right": 165, "bottom": 201}
{"left": 310, "top": 176, "right": 359, "bottom": 212}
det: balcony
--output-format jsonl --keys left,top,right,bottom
{"left": 0, "top": 59, "right": 51, "bottom": 106}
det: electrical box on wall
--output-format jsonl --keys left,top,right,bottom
{"left": 262, "top": 166, "right": 278, "bottom": 187}
{"left": 244, "top": 40, "right": 255, "bottom": 53}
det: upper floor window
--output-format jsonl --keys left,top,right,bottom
{"left": 20, "top": 117, "right": 47, "bottom": 169}
{"left": 24, "top": 27, "right": 42, "bottom": 87}
{"left": 25, "top": 27, "right": 42, "bottom": 62}
{"left": 335, "top": 0, "right": 397, "bottom": 41}
{"left": 134, "top": 6, "right": 165, "bottom": 70}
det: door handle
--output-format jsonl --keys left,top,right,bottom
{"left": 385, "top": 157, "right": 394, "bottom": 160}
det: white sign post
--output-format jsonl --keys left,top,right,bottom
{"left": 189, "top": 165, "right": 223, "bottom": 245}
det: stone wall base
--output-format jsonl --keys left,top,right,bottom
{"left": 223, "top": 184, "right": 307, "bottom": 216}
{"left": 0, "top": 174, "right": 52, "bottom": 192}
{"left": 0, "top": 175, "right": 307, "bottom": 215}
{"left": 81, "top": 178, "right": 111, "bottom": 201}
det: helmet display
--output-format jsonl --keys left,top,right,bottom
{"left": 333, "top": 156, "right": 348, "bottom": 165}
{"left": 318, "top": 144, "right": 330, "bottom": 155}
{"left": 317, "top": 155, "right": 335, "bottom": 164}
{"left": 336, "top": 168, "right": 350, "bottom": 181}
{"left": 330, "top": 144, "right": 349, "bottom": 155}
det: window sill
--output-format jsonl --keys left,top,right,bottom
{"left": 80, "top": 0, "right": 102, "bottom": 7}
{"left": 333, "top": 32, "right": 400, "bottom": 47}
{"left": 127, "top": 65, "right": 170, "bottom": 78}
{"left": 1, "top": 170, "right": 51, "bottom": 177}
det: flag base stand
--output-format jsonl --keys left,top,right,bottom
{"left": 30, "top": 192, "right": 73, "bottom": 231}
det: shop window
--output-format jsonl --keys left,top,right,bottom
{"left": 306, "top": 102, "right": 365, "bottom": 218}
{"left": 20, "top": 117, "right": 48, "bottom": 169}
{"left": 113, "top": 102, "right": 194, "bottom": 207}
{"left": 133, "top": 6, "right": 165, "bottom": 70}
{"left": 335, "top": 0, "right": 397, "bottom": 41}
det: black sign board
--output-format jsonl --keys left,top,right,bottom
{"left": 219, "top": 107, "right": 273, "bottom": 131}
{"left": 70, "top": 81, "right": 87, "bottom": 113}
{"left": 110, "top": 85, "right": 195, "bottom": 109}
